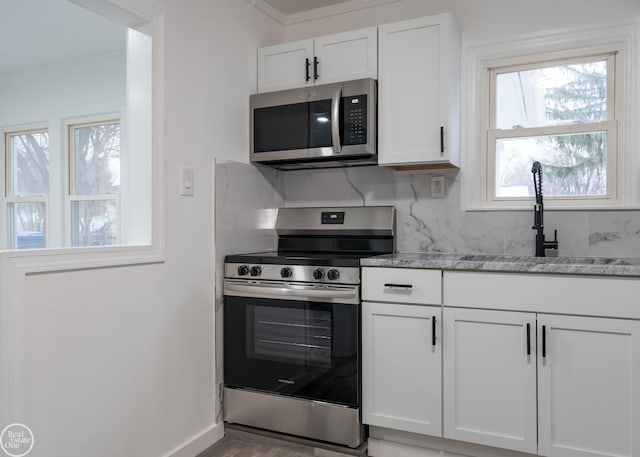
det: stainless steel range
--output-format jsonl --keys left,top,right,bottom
{"left": 223, "top": 206, "right": 395, "bottom": 448}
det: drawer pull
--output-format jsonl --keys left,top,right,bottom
{"left": 384, "top": 283, "right": 413, "bottom": 289}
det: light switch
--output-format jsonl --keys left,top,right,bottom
{"left": 181, "top": 167, "right": 194, "bottom": 196}
{"left": 431, "top": 176, "right": 445, "bottom": 198}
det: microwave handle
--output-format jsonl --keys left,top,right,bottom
{"left": 331, "top": 86, "right": 342, "bottom": 153}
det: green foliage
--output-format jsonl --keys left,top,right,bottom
{"left": 538, "top": 62, "right": 607, "bottom": 196}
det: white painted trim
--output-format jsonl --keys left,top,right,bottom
{"left": 461, "top": 20, "right": 637, "bottom": 211}
{"left": 282, "top": 0, "right": 402, "bottom": 25}
{"left": 0, "top": 244, "right": 163, "bottom": 274}
{"left": 68, "top": 0, "right": 161, "bottom": 28}
{"left": 0, "top": 0, "right": 166, "bottom": 270}
{"left": 245, "top": 0, "right": 401, "bottom": 26}
{"left": 244, "top": 0, "right": 286, "bottom": 25}
{"left": 368, "top": 428, "right": 537, "bottom": 457}
{"left": 160, "top": 422, "right": 224, "bottom": 457}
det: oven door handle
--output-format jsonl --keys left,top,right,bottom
{"left": 225, "top": 283, "right": 357, "bottom": 300}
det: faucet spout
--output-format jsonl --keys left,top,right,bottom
{"left": 531, "top": 162, "right": 558, "bottom": 257}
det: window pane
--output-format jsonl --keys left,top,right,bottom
{"left": 74, "top": 123, "right": 120, "bottom": 195}
{"left": 8, "top": 202, "right": 46, "bottom": 249}
{"left": 71, "top": 200, "right": 118, "bottom": 246}
{"left": 9, "top": 131, "right": 49, "bottom": 196}
{"left": 495, "top": 132, "right": 607, "bottom": 198}
{"left": 496, "top": 60, "right": 607, "bottom": 129}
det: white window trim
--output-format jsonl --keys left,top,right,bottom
{"left": 461, "top": 21, "right": 638, "bottom": 211}
{"left": 1, "top": 124, "right": 50, "bottom": 250}
{"left": 0, "top": 0, "right": 165, "bottom": 273}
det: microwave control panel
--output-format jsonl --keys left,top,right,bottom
{"left": 342, "top": 95, "right": 367, "bottom": 145}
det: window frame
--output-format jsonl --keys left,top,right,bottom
{"left": 3, "top": 126, "right": 50, "bottom": 250}
{"left": 66, "top": 117, "right": 122, "bottom": 247}
{"left": 482, "top": 46, "right": 623, "bottom": 208}
{"left": 462, "top": 23, "right": 636, "bottom": 212}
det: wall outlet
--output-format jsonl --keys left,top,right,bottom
{"left": 431, "top": 176, "right": 445, "bottom": 198}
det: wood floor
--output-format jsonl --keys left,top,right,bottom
{"left": 198, "top": 426, "right": 366, "bottom": 457}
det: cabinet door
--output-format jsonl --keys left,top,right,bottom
{"left": 313, "top": 27, "right": 377, "bottom": 85}
{"left": 362, "top": 301, "right": 441, "bottom": 436}
{"left": 378, "top": 13, "right": 459, "bottom": 167}
{"left": 443, "top": 308, "right": 537, "bottom": 454}
{"left": 538, "top": 315, "right": 640, "bottom": 457}
{"left": 258, "top": 39, "right": 313, "bottom": 92}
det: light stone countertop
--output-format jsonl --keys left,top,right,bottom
{"left": 361, "top": 253, "right": 640, "bottom": 277}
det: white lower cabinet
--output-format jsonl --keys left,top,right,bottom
{"left": 537, "top": 314, "right": 640, "bottom": 457}
{"left": 362, "top": 301, "right": 442, "bottom": 436}
{"left": 364, "top": 269, "right": 640, "bottom": 457}
{"left": 443, "top": 308, "right": 538, "bottom": 454}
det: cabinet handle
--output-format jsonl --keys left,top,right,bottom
{"left": 526, "top": 323, "right": 531, "bottom": 356}
{"left": 314, "top": 57, "right": 319, "bottom": 80}
{"left": 440, "top": 126, "right": 444, "bottom": 155}
{"left": 432, "top": 316, "right": 437, "bottom": 346}
{"left": 305, "top": 58, "right": 311, "bottom": 82}
{"left": 383, "top": 283, "right": 412, "bottom": 289}
{"left": 542, "top": 325, "right": 547, "bottom": 358}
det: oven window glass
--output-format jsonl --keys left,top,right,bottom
{"left": 251, "top": 306, "right": 331, "bottom": 367}
{"left": 225, "top": 296, "right": 359, "bottom": 406}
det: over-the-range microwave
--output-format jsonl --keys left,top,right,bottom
{"left": 250, "top": 78, "right": 376, "bottom": 170}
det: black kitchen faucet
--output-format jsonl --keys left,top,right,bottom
{"left": 532, "top": 161, "right": 559, "bottom": 257}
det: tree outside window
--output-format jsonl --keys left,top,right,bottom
{"left": 5, "top": 129, "right": 49, "bottom": 249}
{"left": 488, "top": 52, "right": 617, "bottom": 202}
{"left": 69, "top": 121, "right": 120, "bottom": 246}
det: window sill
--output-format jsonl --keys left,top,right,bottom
{"left": 0, "top": 244, "right": 164, "bottom": 274}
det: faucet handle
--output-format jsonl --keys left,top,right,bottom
{"left": 544, "top": 229, "right": 559, "bottom": 253}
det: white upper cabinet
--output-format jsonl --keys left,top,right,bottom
{"left": 258, "top": 39, "right": 314, "bottom": 93}
{"left": 257, "top": 27, "right": 378, "bottom": 93}
{"left": 378, "top": 14, "right": 460, "bottom": 168}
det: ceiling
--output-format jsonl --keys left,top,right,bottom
{"left": 0, "top": 0, "right": 125, "bottom": 75}
{"left": 262, "top": 0, "right": 353, "bottom": 15}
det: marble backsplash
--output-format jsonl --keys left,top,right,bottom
{"left": 212, "top": 162, "right": 640, "bottom": 259}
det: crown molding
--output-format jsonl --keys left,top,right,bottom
{"left": 245, "top": 0, "right": 287, "bottom": 25}
{"left": 246, "top": 0, "right": 401, "bottom": 26}
{"left": 283, "top": 0, "right": 400, "bottom": 25}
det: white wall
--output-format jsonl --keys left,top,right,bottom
{"left": 0, "top": 51, "right": 126, "bottom": 122}
{"left": 0, "top": 2, "right": 283, "bottom": 457}
{"left": 283, "top": 0, "right": 640, "bottom": 42}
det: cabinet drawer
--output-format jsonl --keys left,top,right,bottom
{"left": 362, "top": 267, "right": 441, "bottom": 304}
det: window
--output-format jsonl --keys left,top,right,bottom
{"left": 483, "top": 46, "right": 622, "bottom": 207}
{"left": 68, "top": 120, "right": 121, "bottom": 246}
{"left": 4, "top": 128, "right": 49, "bottom": 249}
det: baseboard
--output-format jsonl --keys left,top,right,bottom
{"left": 161, "top": 422, "right": 224, "bottom": 457}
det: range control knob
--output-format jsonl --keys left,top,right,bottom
{"left": 250, "top": 266, "right": 262, "bottom": 277}
{"left": 280, "top": 267, "right": 293, "bottom": 278}
{"left": 237, "top": 265, "right": 250, "bottom": 276}
{"left": 327, "top": 269, "right": 340, "bottom": 281}
{"left": 312, "top": 268, "right": 325, "bottom": 280}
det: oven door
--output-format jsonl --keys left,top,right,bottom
{"left": 224, "top": 292, "right": 359, "bottom": 407}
